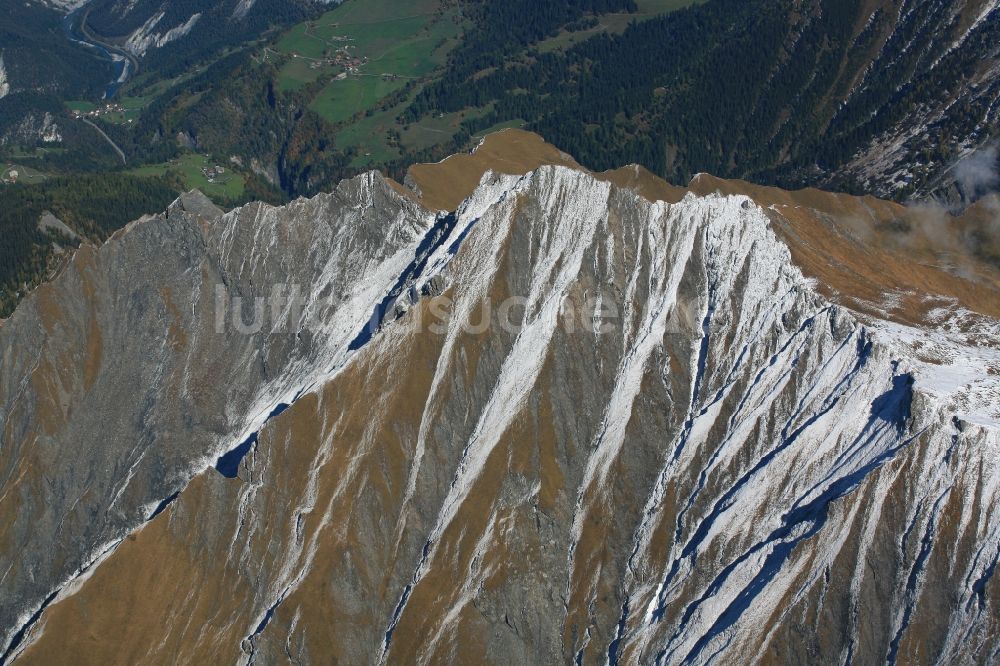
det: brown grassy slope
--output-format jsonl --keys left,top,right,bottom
{"left": 396, "top": 129, "right": 999, "bottom": 324}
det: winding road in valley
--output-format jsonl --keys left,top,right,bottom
{"left": 65, "top": 5, "right": 139, "bottom": 99}
{"left": 81, "top": 118, "right": 126, "bottom": 164}
{"left": 63, "top": 4, "right": 134, "bottom": 163}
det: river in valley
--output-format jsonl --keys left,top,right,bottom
{"left": 62, "top": 6, "right": 137, "bottom": 99}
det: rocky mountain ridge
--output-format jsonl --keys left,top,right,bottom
{"left": 0, "top": 130, "right": 998, "bottom": 664}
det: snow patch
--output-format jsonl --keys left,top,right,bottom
{"left": 868, "top": 306, "right": 1000, "bottom": 428}
{"left": 231, "top": 0, "right": 256, "bottom": 21}
{"left": 36, "top": 0, "right": 89, "bottom": 12}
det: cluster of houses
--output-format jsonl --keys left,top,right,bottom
{"left": 70, "top": 103, "right": 125, "bottom": 121}
{"left": 306, "top": 45, "right": 368, "bottom": 76}
{"left": 201, "top": 164, "right": 226, "bottom": 183}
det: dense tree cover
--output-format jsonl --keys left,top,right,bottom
{"left": 0, "top": 0, "right": 114, "bottom": 100}
{"left": 407, "top": 0, "right": 637, "bottom": 122}
{"left": 0, "top": 174, "right": 178, "bottom": 317}
{"left": 94, "top": 0, "right": 641, "bottom": 199}
{"left": 458, "top": 0, "right": 637, "bottom": 59}
{"left": 0, "top": 218, "right": 67, "bottom": 319}
{"left": 16, "top": 174, "right": 179, "bottom": 236}
{"left": 5, "top": 0, "right": 995, "bottom": 219}
{"left": 6, "top": 0, "right": 996, "bottom": 201}
{"left": 0, "top": 0, "right": 320, "bottom": 156}
{"left": 8, "top": 121, "right": 129, "bottom": 174}
{"left": 109, "top": 46, "right": 361, "bottom": 195}
{"left": 406, "top": 0, "right": 999, "bottom": 195}
{"left": 279, "top": 111, "right": 356, "bottom": 194}
{"left": 0, "top": 92, "right": 62, "bottom": 142}
{"left": 85, "top": 0, "right": 316, "bottom": 79}
{"left": 410, "top": 0, "right": 860, "bottom": 183}
{"left": 0, "top": 0, "right": 117, "bottom": 149}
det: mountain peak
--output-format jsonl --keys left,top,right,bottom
{"left": 1, "top": 132, "right": 999, "bottom": 664}
{"left": 168, "top": 189, "right": 224, "bottom": 221}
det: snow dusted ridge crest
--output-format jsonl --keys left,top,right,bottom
{"left": 0, "top": 163, "right": 999, "bottom": 663}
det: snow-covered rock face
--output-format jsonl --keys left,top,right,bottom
{"left": 124, "top": 11, "right": 202, "bottom": 57}
{"left": 0, "top": 55, "right": 9, "bottom": 100}
{"left": 0, "top": 159, "right": 998, "bottom": 664}
{"left": 33, "top": 0, "right": 89, "bottom": 12}
{"left": 230, "top": 0, "right": 256, "bottom": 22}
{"left": 0, "top": 111, "right": 62, "bottom": 146}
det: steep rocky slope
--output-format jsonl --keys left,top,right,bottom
{"left": 81, "top": 0, "right": 325, "bottom": 61}
{"left": 0, "top": 131, "right": 998, "bottom": 664}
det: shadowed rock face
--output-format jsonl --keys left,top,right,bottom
{"left": 1, "top": 133, "right": 999, "bottom": 665}
{"left": 0, "top": 176, "right": 439, "bottom": 658}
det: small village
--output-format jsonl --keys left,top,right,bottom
{"left": 201, "top": 164, "right": 226, "bottom": 183}
{"left": 69, "top": 102, "right": 127, "bottom": 121}
{"left": 303, "top": 44, "right": 368, "bottom": 76}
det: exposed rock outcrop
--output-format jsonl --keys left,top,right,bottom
{"left": 0, "top": 131, "right": 997, "bottom": 665}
